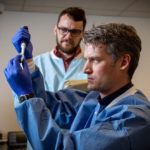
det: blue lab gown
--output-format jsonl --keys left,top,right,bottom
{"left": 22, "top": 49, "right": 87, "bottom": 150}
{"left": 15, "top": 69, "right": 150, "bottom": 150}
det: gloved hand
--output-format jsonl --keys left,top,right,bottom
{"left": 12, "top": 26, "right": 33, "bottom": 59}
{"left": 4, "top": 55, "right": 34, "bottom": 96}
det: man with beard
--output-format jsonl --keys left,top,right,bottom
{"left": 12, "top": 7, "right": 87, "bottom": 92}
{"left": 11, "top": 7, "right": 87, "bottom": 150}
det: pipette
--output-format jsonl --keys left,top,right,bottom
{"left": 20, "top": 41, "right": 26, "bottom": 69}
{"left": 20, "top": 26, "right": 28, "bottom": 69}
{"left": 20, "top": 41, "right": 26, "bottom": 62}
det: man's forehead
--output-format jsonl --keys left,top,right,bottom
{"left": 84, "top": 43, "right": 107, "bottom": 57}
{"left": 84, "top": 46, "right": 98, "bottom": 58}
{"left": 59, "top": 14, "right": 83, "bottom": 28}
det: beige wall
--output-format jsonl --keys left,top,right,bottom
{"left": 0, "top": 11, "right": 150, "bottom": 138}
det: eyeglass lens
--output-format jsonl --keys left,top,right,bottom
{"left": 58, "top": 27, "right": 82, "bottom": 36}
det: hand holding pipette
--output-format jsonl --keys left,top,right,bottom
{"left": 12, "top": 26, "right": 33, "bottom": 69}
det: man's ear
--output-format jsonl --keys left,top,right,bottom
{"left": 120, "top": 54, "right": 131, "bottom": 70}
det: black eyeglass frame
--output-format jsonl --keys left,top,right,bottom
{"left": 57, "top": 26, "right": 83, "bottom": 37}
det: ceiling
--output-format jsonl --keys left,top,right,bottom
{"left": 0, "top": 0, "right": 150, "bottom": 18}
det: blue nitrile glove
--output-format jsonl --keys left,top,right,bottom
{"left": 4, "top": 55, "right": 34, "bottom": 96}
{"left": 12, "top": 27, "right": 33, "bottom": 59}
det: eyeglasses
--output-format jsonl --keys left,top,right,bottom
{"left": 57, "top": 26, "right": 83, "bottom": 37}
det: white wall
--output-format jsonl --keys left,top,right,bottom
{"left": 0, "top": 11, "right": 150, "bottom": 138}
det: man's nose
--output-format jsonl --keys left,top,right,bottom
{"left": 83, "top": 61, "right": 92, "bottom": 74}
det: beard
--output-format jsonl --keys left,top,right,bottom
{"left": 56, "top": 36, "right": 81, "bottom": 55}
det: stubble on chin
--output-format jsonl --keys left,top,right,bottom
{"left": 56, "top": 35, "right": 82, "bottom": 55}
{"left": 57, "top": 42, "right": 80, "bottom": 55}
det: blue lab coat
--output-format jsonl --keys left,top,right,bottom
{"left": 15, "top": 70, "right": 150, "bottom": 150}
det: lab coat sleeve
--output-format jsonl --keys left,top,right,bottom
{"left": 31, "top": 67, "right": 87, "bottom": 129}
{"left": 15, "top": 97, "right": 150, "bottom": 150}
